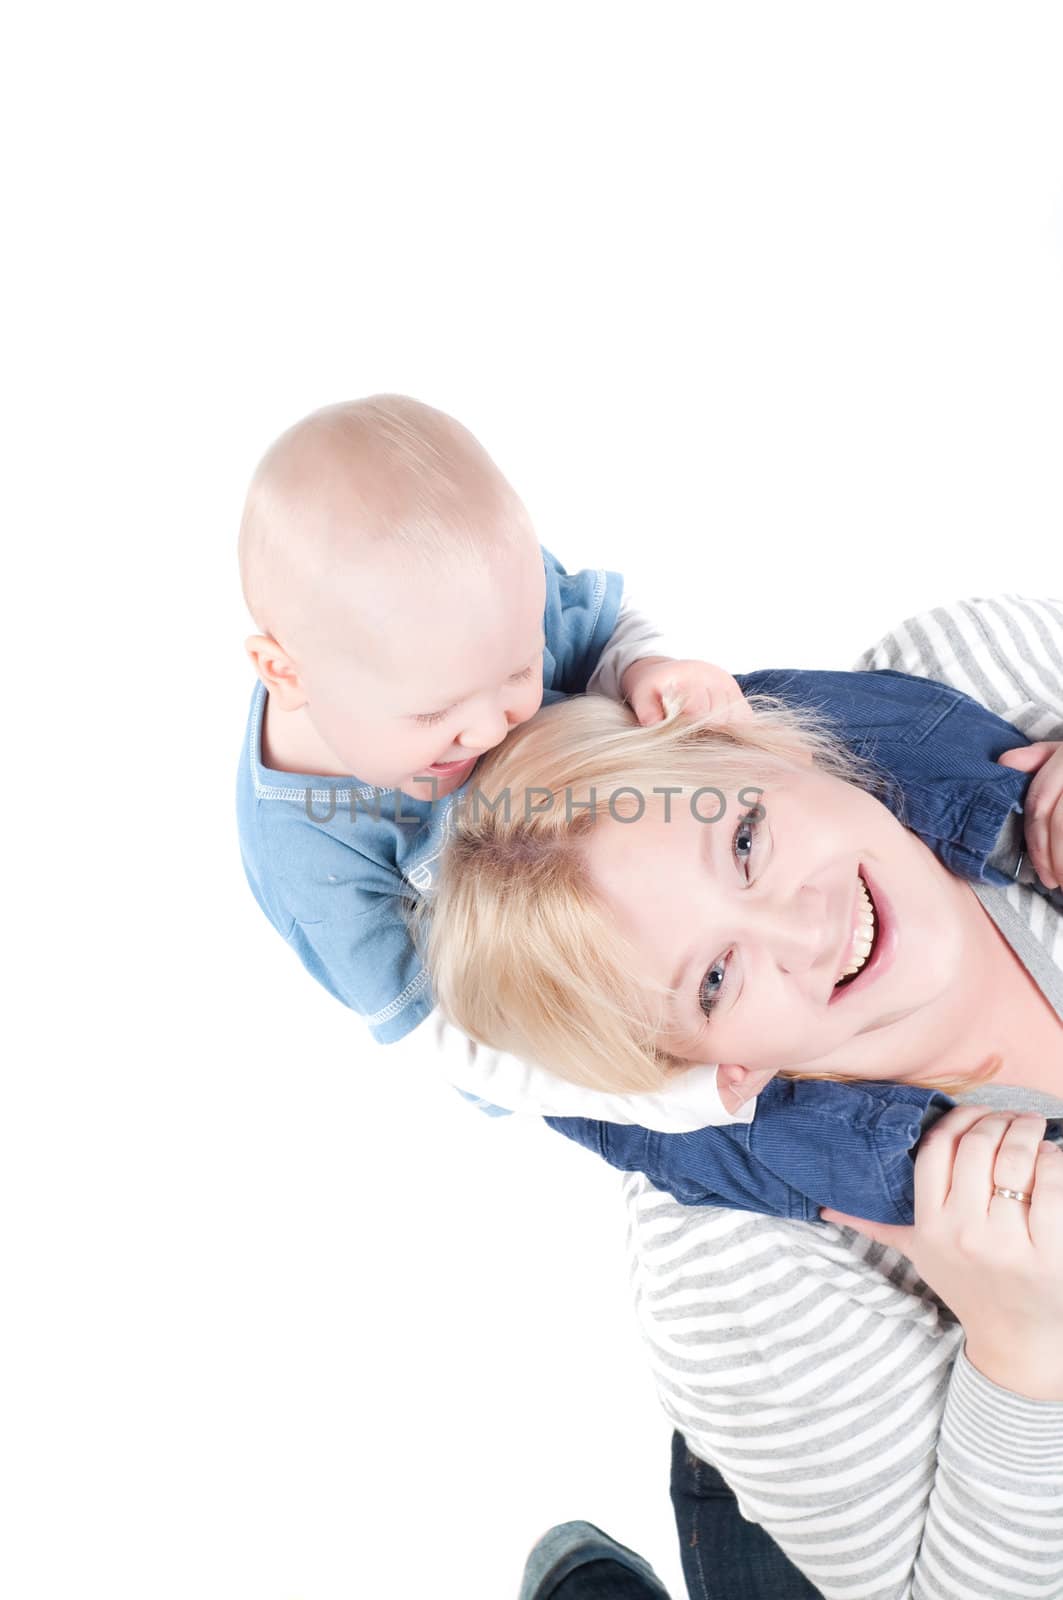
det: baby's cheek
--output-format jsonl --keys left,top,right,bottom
{"left": 519, "top": 681, "right": 545, "bottom": 721}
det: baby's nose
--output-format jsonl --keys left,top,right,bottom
{"left": 456, "top": 704, "right": 510, "bottom": 753}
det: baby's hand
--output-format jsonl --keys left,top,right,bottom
{"left": 998, "top": 740, "right": 1063, "bottom": 888}
{"left": 621, "top": 656, "right": 750, "bottom": 726}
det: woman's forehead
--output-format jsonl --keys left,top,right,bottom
{"left": 584, "top": 764, "right": 859, "bottom": 877}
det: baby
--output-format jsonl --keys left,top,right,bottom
{"left": 236, "top": 395, "right": 749, "bottom": 1128}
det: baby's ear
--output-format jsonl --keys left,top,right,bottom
{"left": 245, "top": 634, "right": 307, "bottom": 709}
{"left": 718, "top": 1062, "right": 777, "bottom": 1113}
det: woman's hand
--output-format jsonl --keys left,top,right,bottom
{"left": 998, "top": 739, "right": 1063, "bottom": 888}
{"left": 822, "top": 1106, "right": 1063, "bottom": 1399}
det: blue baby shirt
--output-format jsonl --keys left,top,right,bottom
{"left": 548, "top": 665, "right": 1039, "bottom": 1226}
{"left": 236, "top": 547, "right": 624, "bottom": 1043}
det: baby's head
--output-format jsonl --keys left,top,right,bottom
{"left": 239, "top": 396, "right": 546, "bottom": 797}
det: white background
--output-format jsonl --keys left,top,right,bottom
{"left": 5, "top": 4, "right": 1062, "bottom": 1597}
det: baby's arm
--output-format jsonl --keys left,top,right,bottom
{"left": 550, "top": 1074, "right": 956, "bottom": 1224}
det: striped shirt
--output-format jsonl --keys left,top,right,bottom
{"left": 624, "top": 596, "right": 1063, "bottom": 1599}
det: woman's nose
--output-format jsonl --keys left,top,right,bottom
{"left": 770, "top": 886, "right": 832, "bottom": 974}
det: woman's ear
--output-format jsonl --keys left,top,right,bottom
{"left": 718, "top": 1062, "right": 777, "bottom": 1114}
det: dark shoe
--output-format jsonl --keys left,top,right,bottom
{"left": 519, "top": 1521, "right": 671, "bottom": 1600}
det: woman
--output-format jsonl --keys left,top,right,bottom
{"left": 429, "top": 596, "right": 1063, "bottom": 1599}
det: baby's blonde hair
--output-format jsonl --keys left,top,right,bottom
{"left": 238, "top": 395, "right": 533, "bottom": 658}
{"left": 425, "top": 693, "right": 885, "bottom": 1094}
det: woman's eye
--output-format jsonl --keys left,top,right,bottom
{"left": 732, "top": 810, "right": 759, "bottom": 874}
{"left": 699, "top": 954, "right": 729, "bottom": 1019}
{"left": 698, "top": 809, "right": 761, "bottom": 1020}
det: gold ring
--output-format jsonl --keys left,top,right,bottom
{"left": 993, "top": 1185, "right": 1032, "bottom": 1204}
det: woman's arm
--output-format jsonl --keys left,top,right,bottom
{"left": 625, "top": 1111, "right": 1063, "bottom": 1599}
{"left": 821, "top": 1108, "right": 1063, "bottom": 1595}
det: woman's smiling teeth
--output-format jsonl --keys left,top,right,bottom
{"left": 835, "top": 875, "right": 877, "bottom": 986}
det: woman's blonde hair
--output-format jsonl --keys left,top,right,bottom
{"left": 422, "top": 694, "right": 998, "bottom": 1107}
{"left": 422, "top": 691, "right": 914, "bottom": 1095}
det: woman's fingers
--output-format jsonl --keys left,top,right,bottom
{"left": 1026, "top": 766, "right": 1063, "bottom": 889}
{"left": 940, "top": 1111, "right": 1016, "bottom": 1216}
{"left": 1048, "top": 788, "right": 1063, "bottom": 889}
{"left": 988, "top": 1115, "right": 1047, "bottom": 1237}
{"left": 1029, "top": 1141, "right": 1063, "bottom": 1248}
{"left": 1002, "top": 741, "right": 1063, "bottom": 888}
{"left": 912, "top": 1104, "right": 996, "bottom": 1214}
{"left": 998, "top": 742, "right": 1056, "bottom": 774}
{"left": 941, "top": 1113, "right": 1011, "bottom": 1209}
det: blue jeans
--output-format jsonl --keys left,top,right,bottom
{"left": 669, "top": 1432, "right": 823, "bottom": 1600}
